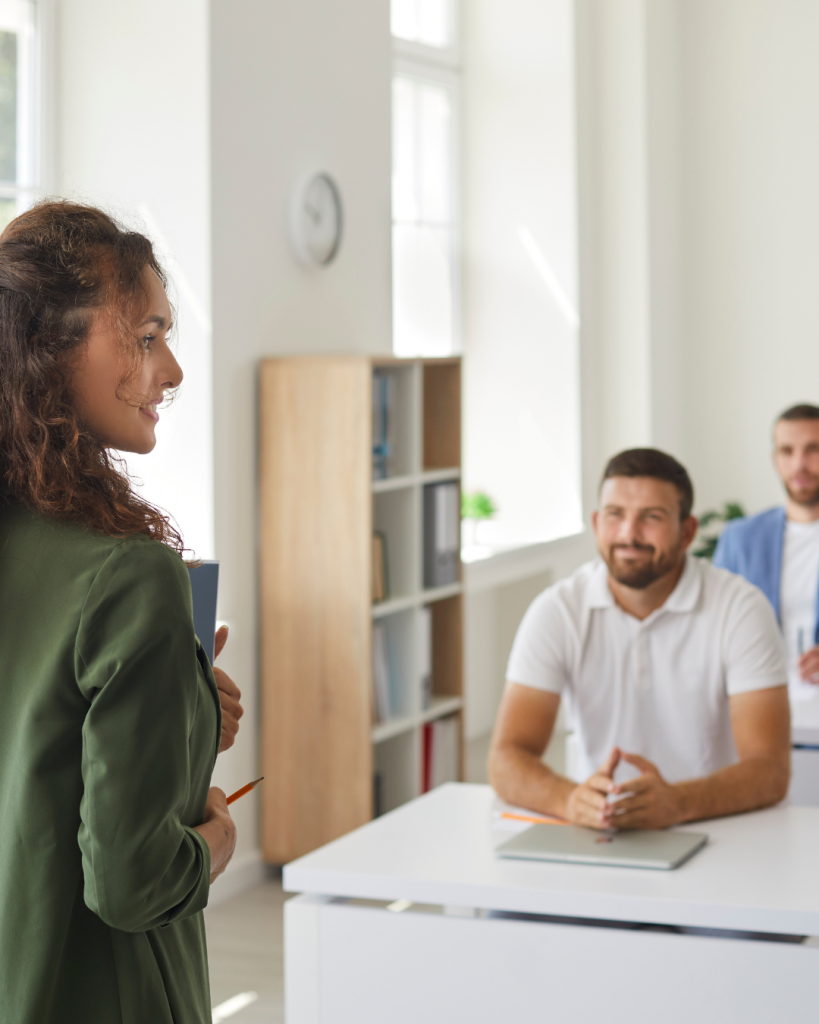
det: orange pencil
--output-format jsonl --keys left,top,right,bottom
{"left": 501, "top": 811, "right": 568, "bottom": 826}
{"left": 226, "top": 777, "right": 264, "bottom": 805}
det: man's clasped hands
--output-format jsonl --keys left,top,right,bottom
{"left": 566, "top": 747, "right": 682, "bottom": 831}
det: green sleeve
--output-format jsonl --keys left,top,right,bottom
{"left": 75, "top": 538, "right": 214, "bottom": 933}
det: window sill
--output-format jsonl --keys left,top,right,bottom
{"left": 462, "top": 528, "right": 588, "bottom": 593}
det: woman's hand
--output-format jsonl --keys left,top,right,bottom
{"left": 213, "top": 625, "right": 243, "bottom": 753}
{"left": 194, "top": 787, "right": 237, "bottom": 884}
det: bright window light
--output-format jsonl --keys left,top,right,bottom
{"left": 0, "top": 0, "right": 39, "bottom": 231}
{"left": 392, "top": 73, "right": 456, "bottom": 357}
{"left": 391, "top": 0, "right": 453, "bottom": 49}
{"left": 393, "top": 225, "right": 453, "bottom": 356}
{"left": 386, "top": 898, "right": 413, "bottom": 912}
{"left": 212, "top": 991, "right": 258, "bottom": 1022}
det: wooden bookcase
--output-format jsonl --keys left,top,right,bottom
{"left": 259, "top": 355, "right": 463, "bottom": 863}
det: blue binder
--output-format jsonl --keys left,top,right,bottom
{"left": 188, "top": 560, "right": 220, "bottom": 664}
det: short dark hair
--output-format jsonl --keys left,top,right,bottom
{"left": 777, "top": 403, "right": 819, "bottom": 423}
{"left": 600, "top": 448, "right": 694, "bottom": 520}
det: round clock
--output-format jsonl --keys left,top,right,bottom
{"left": 289, "top": 171, "right": 343, "bottom": 266}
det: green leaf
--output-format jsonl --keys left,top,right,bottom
{"left": 693, "top": 537, "right": 718, "bottom": 560}
{"left": 461, "top": 490, "right": 497, "bottom": 520}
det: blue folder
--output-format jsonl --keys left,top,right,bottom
{"left": 188, "top": 560, "right": 220, "bottom": 664}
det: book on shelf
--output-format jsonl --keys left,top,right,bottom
{"left": 372, "top": 370, "right": 396, "bottom": 480}
{"left": 423, "top": 480, "right": 460, "bottom": 589}
{"left": 419, "top": 605, "right": 432, "bottom": 711}
{"left": 371, "top": 621, "right": 391, "bottom": 724}
{"left": 422, "top": 715, "right": 459, "bottom": 793}
{"left": 373, "top": 771, "right": 384, "bottom": 818}
{"left": 372, "top": 531, "right": 389, "bottom": 603}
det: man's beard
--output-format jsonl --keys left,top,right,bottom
{"left": 785, "top": 479, "right": 819, "bottom": 508}
{"left": 603, "top": 542, "right": 682, "bottom": 590}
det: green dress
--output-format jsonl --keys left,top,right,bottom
{"left": 0, "top": 501, "right": 220, "bottom": 1024}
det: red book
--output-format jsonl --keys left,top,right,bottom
{"left": 422, "top": 722, "right": 433, "bottom": 793}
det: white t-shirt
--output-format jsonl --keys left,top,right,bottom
{"left": 779, "top": 519, "right": 819, "bottom": 701}
{"left": 506, "top": 555, "right": 787, "bottom": 785}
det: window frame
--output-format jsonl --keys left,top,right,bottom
{"left": 391, "top": 0, "right": 460, "bottom": 63}
{"left": 391, "top": 1, "right": 462, "bottom": 357}
{"left": 0, "top": 0, "right": 54, "bottom": 213}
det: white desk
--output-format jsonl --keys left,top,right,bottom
{"left": 284, "top": 783, "right": 819, "bottom": 1024}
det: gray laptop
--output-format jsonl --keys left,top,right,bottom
{"left": 496, "top": 823, "right": 707, "bottom": 870}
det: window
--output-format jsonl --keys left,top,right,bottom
{"left": 0, "top": 0, "right": 46, "bottom": 231}
{"left": 392, "top": 0, "right": 582, "bottom": 552}
{"left": 458, "top": 0, "right": 582, "bottom": 552}
{"left": 391, "top": 0, "right": 459, "bottom": 357}
{"left": 391, "top": 0, "right": 454, "bottom": 48}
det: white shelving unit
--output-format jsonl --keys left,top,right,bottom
{"left": 371, "top": 358, "right": 463, "bottom": 816}
{"left": 371, "top": 695, "right": 463, "bottom": 745}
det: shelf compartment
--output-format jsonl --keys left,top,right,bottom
{"left": 421, "top": 467, "right": 461, "bottom": 485}
{"left": 371, "top": 608, "right": 417, "bottom": 724}
{"left": 422, "top": 477, "right": 461, "bottom": 590}
{"left": 372, "top": 363, "right": 418, "bottom": 481}
{"left": 372, "top": 594, "right": 418, "bottom": 618}
{"left": 373, "top": 729, "right": 420, "bottom": 816}
{"left": 421, "top": 583, "right": 462, "bottom": 604}
{"left": 371, "top": 584, "right": 463, "bottom": 618}
{"left": 423, "top": 360, "right": 461, "bottom": 471}
{"left": 373, "top": 486, "right": 419, "bottom": 602}
{"left": 371, "top": 468, "right": 461, "bottom": 495}
{"left": 372, "top": 473, "right": 416, "bottom": 494}
{"left": 372, "top": 695, "right": 464, "bottom": 745}
{"left": 430, "top": 595, "right": 463, "bottom": 699}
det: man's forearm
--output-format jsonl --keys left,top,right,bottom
{"left": 488, "top": 743, "right": 576, "bottom": 818}
{"left": 673, "top": 755, "right": 790, "bottom": 824}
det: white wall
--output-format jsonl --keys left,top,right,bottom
{"left": 57, "top": 0, "right": 213, "bottom": 559}
{"left": 210, "top": 0, "right": 392, "bottom": 867}
{"left": 675, "top": 0, "right": 819, "bottom": 515}
{"left": 577, "top": 0, "right": 819, "bottom": 519}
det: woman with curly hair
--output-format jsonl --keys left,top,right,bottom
{"left": 0, "top": 200, "right": 243, "bottom": 1023}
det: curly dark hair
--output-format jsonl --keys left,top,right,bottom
{"left": 0, "top": 199, "right": 186, "bottom": 555}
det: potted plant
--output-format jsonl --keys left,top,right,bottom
{"left": 461, "top": 490, "right": 498, "bottom": 548}
{"left": 693, "top": 501, "right": 746, "bottom": 559}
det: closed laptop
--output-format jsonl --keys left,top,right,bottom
{"left": 496, "top": 823, "right": 707, "bottom": 870}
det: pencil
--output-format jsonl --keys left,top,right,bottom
{"left": 226, "top": 777, "right": 264, "bottom": 805}
{"left": 501, "top": 811, "right": 568, "bottom": 826}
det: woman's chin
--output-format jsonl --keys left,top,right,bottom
{"left": 109, "top": 431, "right": 157, "bottom": 456}
{"left": 134, "top": 432, "right": 158, "bottom": 455}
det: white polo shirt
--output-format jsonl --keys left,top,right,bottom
{"left": 506, "top": 555, "right": 787, "bottom": 784}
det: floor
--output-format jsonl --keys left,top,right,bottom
{"left": 204, "top": 732, "right": 495, "bottom": 1022}
{"left": 205, "top": 870, "right": 287, "bottom": 1023}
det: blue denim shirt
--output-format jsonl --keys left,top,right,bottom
{"left": 714, "top": 505, "right": 819, "bottom": 645}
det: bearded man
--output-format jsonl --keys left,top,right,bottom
{"left": 716, "top": 405, "right": 819, "bottom": 701}
{"left": 489, "top": 448, "right": 790, "bottom": 830}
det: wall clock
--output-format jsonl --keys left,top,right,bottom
{"left": 289, "top": 171, "right": 343, "bottom": 266}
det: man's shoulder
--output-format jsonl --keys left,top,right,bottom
{"left": 530, "top": 560, "right": 601, "bottom": 618}
{"left": 698, "top": 555, "right": 775, "bottom": 608}
{"left": 720, "top": 506, "right": 785, "bottom": 545}
{"left": 510, "top": 561, "right": 600, "bottom": 665}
